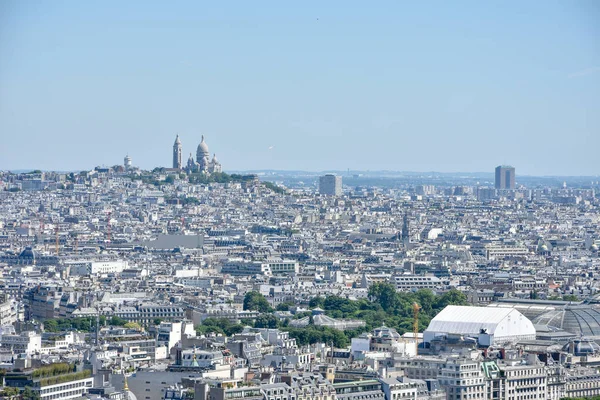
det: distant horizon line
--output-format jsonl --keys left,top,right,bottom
{"left": 231, "top": 169, "right": 600, "bottom": 179}
{"left": 2, "top": 167, "right": 599, "bottom": 179}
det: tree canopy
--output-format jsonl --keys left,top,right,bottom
{"left": 43, "top": 316, "right": 126, "bottom": 333}
{"left": 243, "top": 291, "right": 273, "bottom": 313}
{"left": 198, "top": 285, "right": 469, "bottom": 350}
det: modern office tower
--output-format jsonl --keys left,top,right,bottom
{"left": 173, "top": 135, "right": 182, "bottom": 169}
{"left": 319, "top": 174, "right": 342, "bottom": 196}
{"left": 495, "top": 165, "right": 516, "bottom": 189}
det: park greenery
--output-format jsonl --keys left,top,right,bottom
{"left": 42, "top": 286, "right": 466, "bottom": 349}
{"left": 187, "top": 172, "right": 255, "bottom": 185}
{"left": 32, "top": 363, "right": 76, "bottom": 378}
{"left": 21, "top": 387, "right": 40, "bottom": 400}
{"left": 9, "top": 363, "right": 91, "bottom": 389}
{"left": 262, "top": 181, "right": 286, "bottom": 194}
{"left": 124, "top": 321, "right": 143, "bottom": 330}
{"left": 128, "top": 170, "right": 285, "bottom": 194}
{"left": 43, "top": 316, "right": 128, "bottom": 332}
{"left": 39, "top": 370, "right": 91, "bottom": 387}
{"left": 0, "top": 386, "right": 20, "bottom": 398}
{"left": 548, "top": 294, "right": 580, "bottom": 301}
{"left": 306, "top": 283, "right": 468, "bottom": 336}
{"left": 195, "top": 318, "right": 246, "bottom": 337}
{"left": 194, "top": 285, "right": 468, "bottom": 348}
{"left": 243, "top": 291, "right": 274, "bottom": 313}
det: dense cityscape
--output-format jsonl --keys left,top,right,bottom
{"left": 0, "top": 134, "right": 598, "bottom": 400}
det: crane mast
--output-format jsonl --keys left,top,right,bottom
{"left": 413, "top": 302, "right": 421, "bottom": 355}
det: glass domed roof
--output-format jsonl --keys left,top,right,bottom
{"left": 562, "top": 339, "right": 600, "bottom": 356}
{"left": 19, "top": 247, "right": 38, "bottom": 259}
{"left": 533, "top": 305, "right": 600, "bottom": 337}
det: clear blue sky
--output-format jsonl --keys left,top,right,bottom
{"left": 1, "top": 1, "right": 598, "bottom": 175}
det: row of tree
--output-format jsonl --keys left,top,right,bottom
{"left": 208, "top": 287, "right": 468, "bottom": 347}
{"left": 43, "top": 316, "right": 129, "bottom": 332}
{"left": 308, "top": 283, "right": 468, "bottom": 333}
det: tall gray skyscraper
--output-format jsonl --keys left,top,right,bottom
{"left": 495, "top": 165, "right": 516, "bottom": 189}
{"left": 319, "top": 174, "right": 342, "bottom": 196}
{"left": 173, "top": 135, "right": 182, "bottom": 169}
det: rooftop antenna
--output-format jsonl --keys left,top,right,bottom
{"left": 41, "top": 216, "right": 48, "bottom": 252}
{"left": 55, "top": 225, "right": 59, "bottom": 256}
{"left": 96, "top": 310, "right": 100, "bottom": 346}
{"left": 107, "top": 211, "right": 112, "bottom": 244}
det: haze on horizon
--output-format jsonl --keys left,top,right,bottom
{"left": 0, "top": 1, "right": 598, "bottom": 176}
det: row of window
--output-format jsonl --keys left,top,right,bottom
{"left": 41, "top": 388, "right": 85, "bottom": 400}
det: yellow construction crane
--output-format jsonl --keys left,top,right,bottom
{"left": 413, "top": 302, "right": 421, "bottom": 355}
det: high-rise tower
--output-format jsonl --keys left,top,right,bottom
{"left": 319, "top": 174, "right": 342, "bottom": 196}
{"left": 173, "top": 135, "right": 182, "bottom": 169}
{"left": 495, "top": 165, "right": 515, "bottom": 189}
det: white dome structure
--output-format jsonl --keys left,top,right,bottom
{"left": 181, "top": 134, "right": 222, "bottom": 175}
{"left": 424, "top": 305, "right": 536, "bottom": 345}
{"left": 195, "top": 135, "right": 211, "bottom": 173}
{"left": 197, "top": 135, "right": 209, "bottom": 156}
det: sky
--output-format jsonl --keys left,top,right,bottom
{"left": 0, "top": 1, "right": 599, "bottom": 176}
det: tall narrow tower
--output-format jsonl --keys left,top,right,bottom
{"left": 173, "top": 135, "right": 182, "bottom": 169}
{"left": 402, "top": 214, "right": 410, "bottom": 249}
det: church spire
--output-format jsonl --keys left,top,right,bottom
{"left": 173, "top": 134, "right": 182, "bottom": 169}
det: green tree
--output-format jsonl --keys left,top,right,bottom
{"left": 196, "top": 318, "right": 244, "bottom": 336}
{"left": 283, "top": 326, "right": 349, "bottom": 347}
{"left": 368, "top": 282, "right": 400, "bottom": 312}
{"left": 22, "top": 386, "right": 41, "bottom": 400}
{"left": 562, "top": 294, "right": 579, "bottom": 301}
{"left": 276, "top": 302, "right": 296, "bottom": 312}
{"left": 44, "top": 319, "right": 58, "bottom": 332}
{"left": 435, "top": 289, "right": 467, "bottom": 310}
{"left": 262, "top": 181, "right": 286, "bottom": 194}
{"left": 243, "top": 292, "right": 272, "bottom": 313}
{"left": 308, "top": 296, "right": 325, "bottom": 309}
{"left": 109, "top": 316, "right": 127, "bottom": 326}
{"left": 254, "top": 314, "right": 279, "bottom": 329}
{"left": 0, "top": 386, "right": 19, "bottom": 398}
{"left": 414, "top": 289, "right": 436, "bottom": 315}
{"left": 124, "top": 322, "right": 142, "bottom": 330}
